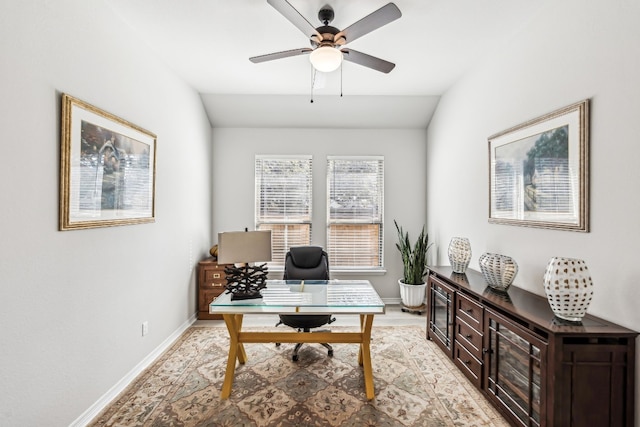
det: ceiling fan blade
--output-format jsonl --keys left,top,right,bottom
{"left": 341, "top": 49, "right": 395, "bottom": 73}
{"left": 337, "top": 3, "right": 401, "bottom": 45}
{"left": 267, "top": 0, "right": 322, "bottom": 40}
{"left": 250, "top": 48, "right": 312, "bottom": 63}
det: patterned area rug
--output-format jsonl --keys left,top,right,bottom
{"left": 91, "top": 326, "right": 508, "bottom": 426}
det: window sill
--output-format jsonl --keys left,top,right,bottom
{"left": 331, "top": 269, "right": 387, "bottom": 276}
{"left": 268, "top": 267, "right": 387, "bottom": 276}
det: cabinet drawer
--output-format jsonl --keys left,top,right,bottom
{"left": 204, "top": 269, "right": 225, "bottom": 283}
{"left": 454, "top": 340, "right": 482, "bottom": 388}
{"left": 199, "top": 289, "right": 224, "bottom": 312}
{"left": 455, "top": 316, "right": 483, "bottom": 360}
{"left": 203, "top": 275, "right": 226, "bottom": 290}
{"left": 202, "top": 281, "right": 225, "bottom": 289}
{"left": 456, "top": 292, "right": 483, "bottom": 330}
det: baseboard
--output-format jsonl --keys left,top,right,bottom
{"left": 69, "top": 313, "right": 198, "bottom": 427}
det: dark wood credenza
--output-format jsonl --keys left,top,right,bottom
{"left": 426, "top": 266, "right": 637, "bottom": 427}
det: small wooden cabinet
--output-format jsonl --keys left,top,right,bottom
{"left": 197, "top": 258, "right": 230, "bottom": 320}
{"left": 426, "top": 266, "right": 638, "bottom": 427}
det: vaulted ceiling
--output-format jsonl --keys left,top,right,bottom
{"left": 107, "top": 0, "right": 550, "bottom": 128}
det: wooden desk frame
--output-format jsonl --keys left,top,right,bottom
{"left": 221, "top": 313, "right": 376, "bottom": 400}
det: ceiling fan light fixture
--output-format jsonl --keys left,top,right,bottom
{"left": 309, "top": 46, "right": 343, "bottom": 73}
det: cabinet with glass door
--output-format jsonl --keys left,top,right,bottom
{"left": 426, "top": 274, "right": 455, "bottom": 357}
{"left": 484, "top": 308, "right": 546, "bottom": 427}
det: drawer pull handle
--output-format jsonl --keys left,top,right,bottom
{"left": 466, "top": 309, "right": 473, "bottom": 313}
{"left": 465, "top": 334, "right": 472, "bottom": 339}
{"left": 213, "top": 273, "right": 221, "bottom": 279}
{"left": 482, "top": 348, "right": 493, "bottom": 355}
{"left": 464, "top": 360, "right": 471, "bottom": 365}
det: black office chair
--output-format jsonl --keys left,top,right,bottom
{"left": 277, "top": 246, "right": 335, "bottom": 361}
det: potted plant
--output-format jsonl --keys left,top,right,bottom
{"left": 395, "top": 220, "right": 433, "bottom": 308}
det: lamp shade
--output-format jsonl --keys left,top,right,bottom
{"left": 309, "top": 46, "right": 343, "bottom": 73}
{"left": 217, "top": 230, "right": 272, "bottom": 264}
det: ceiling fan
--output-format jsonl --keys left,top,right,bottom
{"left": 250, "top": 0, "right": 402, "bottom": 74}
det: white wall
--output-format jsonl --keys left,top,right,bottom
{"left": 0, "top": 1, "right": 212, "bottom": 425}
{"left": 427, "top": 0, "right": 640, "bottom": 420}
{"left": 212, "top": 127, "right": 427, "bottom": 299}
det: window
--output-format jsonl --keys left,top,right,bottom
{"left": 255, "top": 155, "right": 312, "bottom": 266}
{"left": 327, "top": 156, "right": 384, "bottom": 269}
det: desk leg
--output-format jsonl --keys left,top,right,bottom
{"left": 358, "top": 315, "right": 365, "bottom": 365}
{"left": 221, "top": 314, "right": 245, "bottom": 399}
{"left": 233, "top": 314, "right": 247, "bottom": 364}
{"left": 359, "top": 314, "right": 375, "bottom": 400}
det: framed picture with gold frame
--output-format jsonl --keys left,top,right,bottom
{"left": 60, "top": 94, "right": 157, "bottom": 230}
{"left": 488, "top": 99, "right": 589, "bottom": 232}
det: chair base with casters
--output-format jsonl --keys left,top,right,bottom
{"left": 279, "top": 246, "right": 334, "bottom": 361}
{"left": 276, "top": 314, "right": 336, "bottom": 361}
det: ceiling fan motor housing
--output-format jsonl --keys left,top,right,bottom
{"left": 310, "top": 5, "right": 345, "bottom": 48}
{"left": 311, "top": 25, "right": 343, "bottom": 48}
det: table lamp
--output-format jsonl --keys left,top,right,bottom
{"left": 217, "top": 229, "right": 272, "bottom": 300}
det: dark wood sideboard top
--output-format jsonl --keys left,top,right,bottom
{"left": 428, "top": 266, "right": 638, "bottom": 338}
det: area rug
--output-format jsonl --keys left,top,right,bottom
{"left": 90, "top": 326, "right": 508, "bottom": 426}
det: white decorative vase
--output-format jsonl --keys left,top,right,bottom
{"left": 478, "top": 252, "right": 518, "bottom": 292}
{"left": 448, "top": 237, "right": 471, "bottom": 273}
{"left": 543, "top": 257, "right": 593, "bottom": 322}
{"left": 398, "top": 280, "right": 427, "bottom": 308}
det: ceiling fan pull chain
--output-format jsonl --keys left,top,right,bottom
{"left": 310, "top": 65, "right": 315, "bottom": 103}
{"left": 340, "top": 62, "right": 343, "bottom": 97}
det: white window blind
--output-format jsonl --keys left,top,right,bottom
{"left": 327, "top": 156, "right": 384, "bottom": 269}
{"left": 255, "top": 155, "right": 312, "bottom": 266}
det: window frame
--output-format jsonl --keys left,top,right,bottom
{"left": 326, "top": 155, "right": 385, "bottom": 272}
{"left": 255, "top": 155, "right": 313, "bottom": 267}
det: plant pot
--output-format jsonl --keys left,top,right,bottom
{"left": 398, "top": 279, "right": 427, "bottom": 308}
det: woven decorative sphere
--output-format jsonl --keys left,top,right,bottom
{"left": 478, "top": 252, "right": 518, "bottom": 292}
{"left": 543, "top": 257, "right": 593, "bottom": 322}
{"left": 448, "top": 237, "right": 471, "bottom": 274}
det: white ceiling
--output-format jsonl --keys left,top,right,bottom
{"left": 106, "top": 0, "right": 550, "bottom": 128}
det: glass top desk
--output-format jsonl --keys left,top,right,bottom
{"left": 210, "top": 280, "right": 385, "bottom": 400}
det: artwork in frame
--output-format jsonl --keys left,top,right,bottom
{"left": 488, "top": 99, "right": 589, "bottom": 232}
{"left": 60, "top": 94, "right": 157, "bottom": 230}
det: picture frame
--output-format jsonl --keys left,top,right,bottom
{"left": 488, "top": 99, "right": 589, "bottom": 232}
{"left": 60, "top": 94, "right": 157, "bottom": 230}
